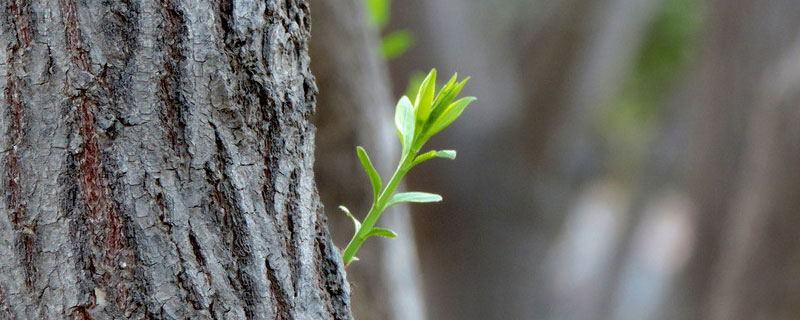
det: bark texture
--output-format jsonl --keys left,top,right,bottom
{"left": 0, "top": 0, "right": 352, "bottom": 319}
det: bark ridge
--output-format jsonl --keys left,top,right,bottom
{"left": 0, "top": 0, "right": 352, "bottom": 319}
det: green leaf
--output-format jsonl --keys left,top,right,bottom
{"left": 382, "top": 30, "right": 414, "bottom": 60}
{"left": 425, "top": 96, "right": 475, "bottom": 139}
{"left": 427, "top": 77, "right": 469, "bottom": 127}
{"left": 432, "top": 73, "right": 458, "bottom": 109}
{"left": 435, "top": 150, "right": 457, "bottom": 160}
{"left": 356, "top": 146, "right": 381, "bottom": 201}
{"left": 411, "top": 149, "right": 456, "bottom": 166}
{"left": 364, "top": 0, "right": 390, "bottom": 30}
{"left": 431, "top": 76, "right": 466, "bottom": 116}
{"left": 414, "top": 69, "right": 437, "bottom": 124}
{"left": 394, "top": 96, "right": 415, "bottom": 155}
{"left": 387, "top": 192, "right": 442, "bottom": 207}
{"left": 339, "top": 205, "right": 361, "bottom": 233}
{"left": 365, "top": 227, "right": 398, "bottom": 239}
{"left": 412, "top": 150, "right": 436, "bottom": 166}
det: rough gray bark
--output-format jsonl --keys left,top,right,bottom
{"left": 308, "top": 0, "right": 425, "bottom": 319}
{"left": 0, "top": 0, "right": 352, "bottom": 319}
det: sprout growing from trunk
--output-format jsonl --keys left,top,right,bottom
{"left": 341, "top": 69, "right": 474, "bottom": 265}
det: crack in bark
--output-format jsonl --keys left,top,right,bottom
{"left": 204, "top": 129, "right": 260, "bottom": 319}
{"left": 4, "top": 0, "right": 33, "bottom": 228}
{"left": 5, "top": 75, "right": 26, "bottom": 227}
{"left": 16, "top": 228, "right": 38, "bottom": 287}
{"left": 265, "top": 260, "right": 291, "bottom": 320}
{"left": 61, "top": 153, "right": 97, "bottom": 314}
{"left": 59, "top": 0, "right": 143, "bottom": 316}
{"left": 6, "top": 0, "right": 33, "bottom": 49}
{"left": 217, "top": 0, "right": 235, "bottom": 50}
{"left": 285, "top": 169, "right": 301, "bottom": 294}
{"left": 4, "top": 0, "right": 38, "bottom": 300}
{"left": 157, "top": 0, "right": 189, "bottom": 156}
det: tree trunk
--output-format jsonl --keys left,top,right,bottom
{"left": 674, "top": 0, "right": 800, "bottom": 318}
{"left": 0, "top": 0, "right": 352, "bottom": 319}
{"left": 707, "top": 35, "right": 800, "bottom": 320}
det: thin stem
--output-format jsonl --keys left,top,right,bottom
{"left": 342, "top": 153, "right": 414, "bottom": 265}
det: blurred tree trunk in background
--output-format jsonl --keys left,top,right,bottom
{"left": 708, "top": 38, "right": 800, "bottom": 320}
{"left": 389, "top": 0, "right": 659, "bottom": 318}
{"left": 0, "top": 0, "right": 352, "bottom": 319}
{"left": 674, "top": 0, "right": 800, "bottom": 318}
{"left": 302, "top": 0, "right": 800, "bottom": 318}
{"left": 309, "top": 0, "right": 425, "bottom": 319}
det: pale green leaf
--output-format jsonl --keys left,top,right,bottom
{"left": 366, "top": 227, "right": 398, "bottom": 238}
{"left": 394, "top": 96, "right": 415, "bottom": 155}
{"left": 356, "top": 146, "right": 381, "bottom": 201}
{"left": 339, "top": 205, "right": 361, "bottom": 232}
{"left": 435, "top": 150, "right": 457, "bottom": 160}
{"left": 387, "top": 192, "right": 442, "bottom": 207}
{"left": 412, "top": 150, "right": 436, "bottom": 166}
{"left": 414, "top": 69, "right": 437, "bottom": 124}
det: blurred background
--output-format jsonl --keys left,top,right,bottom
{"left": 308, "top": 0, "right": 800, "bottom": 319}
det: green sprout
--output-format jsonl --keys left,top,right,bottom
{"left": 341, "top": 69, "right": 474, "bottom": 266}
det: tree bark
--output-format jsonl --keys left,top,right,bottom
{"left": 0, "top": 0, "right": 352, "bottom": 319}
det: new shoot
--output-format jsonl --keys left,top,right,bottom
{"left": 340, "top": 69, "right": 474, "bottom": 266}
